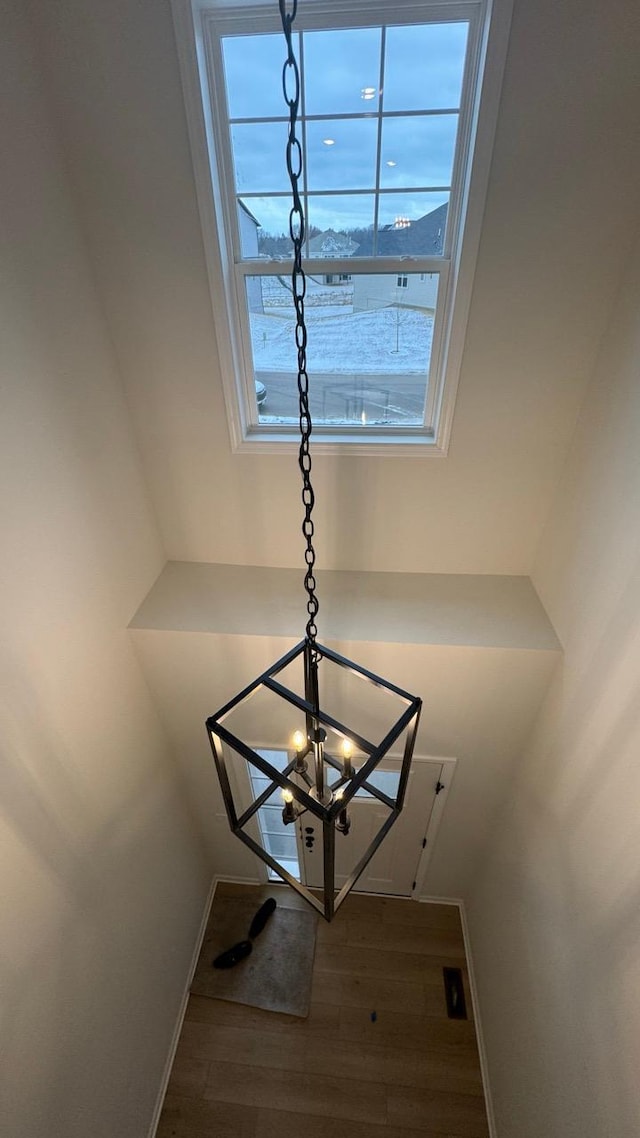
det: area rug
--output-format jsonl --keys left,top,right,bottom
{"left": 190, "top": 894, "right": 317, "bottom": 1018}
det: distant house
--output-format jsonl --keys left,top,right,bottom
{"left": 239, "top": 200, "right": 264, "bottom": 314}
{"left": 308, "top": 229, "right": 358, "bottom": 284}
{"left": 352, "top": 203, "right": 447, "bottom": 313}
{"left": 309, "top": 229, "right": 359, "bottom": 258}
{"left": 353, "top": 271, "right": 439, "bottom": 313}
{"left": 355, "top": 202, "right": 447, "bottom": 258}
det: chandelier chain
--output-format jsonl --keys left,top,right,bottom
{"left": 280, "top": 0, "right": 319, "bottom": 653}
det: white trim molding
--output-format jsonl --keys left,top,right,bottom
{"left": 146, "top": 875, "right": 218, "bottom": 1138}
{"left": 459, "top": 899, "right": 498, "bottom": 1138}
{"left": 413, "top": 754, "right": 457, "bottom": 896}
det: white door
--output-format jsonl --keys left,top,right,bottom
{"left": 300, "top": 758, "right": 445, "bottom": 897}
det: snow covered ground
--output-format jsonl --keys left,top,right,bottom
{"left": 249, "top": 305, "right": 434, "bottom": 375}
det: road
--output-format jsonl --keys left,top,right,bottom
{"left": 256, "top": 369, "right": 427, "bottom": 425}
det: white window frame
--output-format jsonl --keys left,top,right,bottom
{"left": 172, "top": 0, "right": 513, "bottom": 455}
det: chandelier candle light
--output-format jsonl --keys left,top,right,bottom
{"left": 206, "top": 0, "right": 423, "bottom": 921}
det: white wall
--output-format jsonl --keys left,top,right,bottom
{"left": 0, "top": 5, "right": 210, "bottom": 1135}
{"left": 467, "top": 227, "right": 640, "bottom": 1136}
{"left": 30, "top": 0, "right": 640, "bottom": 575}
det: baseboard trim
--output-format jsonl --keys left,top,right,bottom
{"left": 418, "top": 893, "right": 464, "bottom": 906}
{"left": 146, "top": 874, "right": 217, "bottom": 1138}
{"left": 458, "top": 899, "right": 498, "bottom": 1138}
{"left": 213, "top": 872, "right": 260, "bottom": 885}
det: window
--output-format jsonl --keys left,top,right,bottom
{"left": 174, "top": 0, "right": 509, "bottom": 451}
{"left": 249, "top": 750, "right": 300, "bottom": 881}
{"left": 354, "top": 769, "right": 400, "bottom": 799}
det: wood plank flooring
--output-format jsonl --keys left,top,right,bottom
{"left": 156, "top": 883, "right": 489, "bottom": 1138}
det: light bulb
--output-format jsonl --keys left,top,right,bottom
{"left": 292, "top": 729, "right": 305, "bottom": 751}
{"left": 322, "top": 138, "right": 335, "bottom": 146}
{"left": 282, "top": 788, "right": 293, "bottom": 804}
{"left": 334, "top": 787, "right": 344, "bottom": 801}
{"left": 341, "top": 738, "right": 354, "bottom": 779}
{"left": 361, "top": 86, "right": 376, "bottom": 100}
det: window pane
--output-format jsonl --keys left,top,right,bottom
{"left": 260, "top": 805, "right": 287, "bottom": 822}
{"left": 256, "top": 749, "right": 290, "bottom": 771}
{"left": 231, "top": 122, "right": 291, "bottom": 194}
{"left": 355, "top": 769, "right": 401, "bottom": 799}
{"left": 307, "top": 194, "right": 374, "bottom": 237}
{"left": 383, "top": 23, "right": 469, "bottom": 112}
{"left": 238, "top": 197, "right": 292, "bottom": 258}
{"left": 306, "top": 119, "right": 378, "bottom": 191}
{"left": 262, "top": 832, "right": 298, "bottom": 860}
{"left": 222, "top": 33, "right": 297, "bottom": 119}
{"left": 304, "top": 28, "right": 381, "bottom": 116}
{"left": 245, "top": 272, "right": 439, "bottom": 427}
{"left": 377, "top": 195, "right": 449, "bottom": 254}
{"left": 380, "top": 115, "right": 458, "bottom": 188}
{"left": 248, "top": 754, "right": 301, "bottom": 879}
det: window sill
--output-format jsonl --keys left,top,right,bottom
{"left": 233, "top": 423, "right": 446, "bottom": 457}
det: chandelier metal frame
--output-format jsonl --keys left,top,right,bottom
{"left": 206, "top": 0, "right": 422, "bottom": 921}
{"left": 207, "top": 638, "right": 421, "bottom": 921}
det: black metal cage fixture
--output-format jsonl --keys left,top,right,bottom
{"left": 206, "top": 0, "right": 422, "bottom": 921}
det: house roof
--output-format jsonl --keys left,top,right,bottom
{"left": 238, "top": 199, "right": 261, "bottom": 228}
{"left": 308, "top": 229, "right": 359, "bottom": 257}
{"left": 283, "top": 207, "right": 447, "bottom": 259}
{"left": 355, "top": 202, "right": 448, "bottom": 257}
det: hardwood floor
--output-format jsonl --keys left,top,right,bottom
{"left": 156, "top": 883, "right": 489, "bottom": 1138}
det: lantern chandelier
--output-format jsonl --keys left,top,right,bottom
{"left": 206, "top": 0, "right": 422, "bottom": 921}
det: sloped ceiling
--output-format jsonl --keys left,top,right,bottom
{"left": 29, "top": 0, "right": 640, "bottom": 575}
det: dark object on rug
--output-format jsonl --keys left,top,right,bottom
{"left": 248, "top": 897, "right": 277, "bottom": 939}
{"left": 213, "top": 939, "right": 253, "bottom": 969}
{"left": 193, "top": 892, "right": 317, "bottom": 1016}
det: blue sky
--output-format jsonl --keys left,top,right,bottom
{"left": 222, "top": 21, "right": 468, "bottom": 237}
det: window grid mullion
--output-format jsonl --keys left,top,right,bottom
{"left": 229, "top": 107, "right": 461, "bottom": 125}
{"left": 234, "top": 256, "right": 450, "bottom": 278}
{"left": 237, "top": 186, "right": 451, "bottom": 200}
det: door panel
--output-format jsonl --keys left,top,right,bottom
{"left": 301, "top": 759, "right": 443, "bottom": 896}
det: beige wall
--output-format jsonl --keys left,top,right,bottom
{"left": 467, "top": 228, "right": 640, "bottom": 1136}
{"left": 0, "top": 5, "right": 210, "bottom": 1135}
{"left": 30, "top": 0, "right": 640, "bottom": 575}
